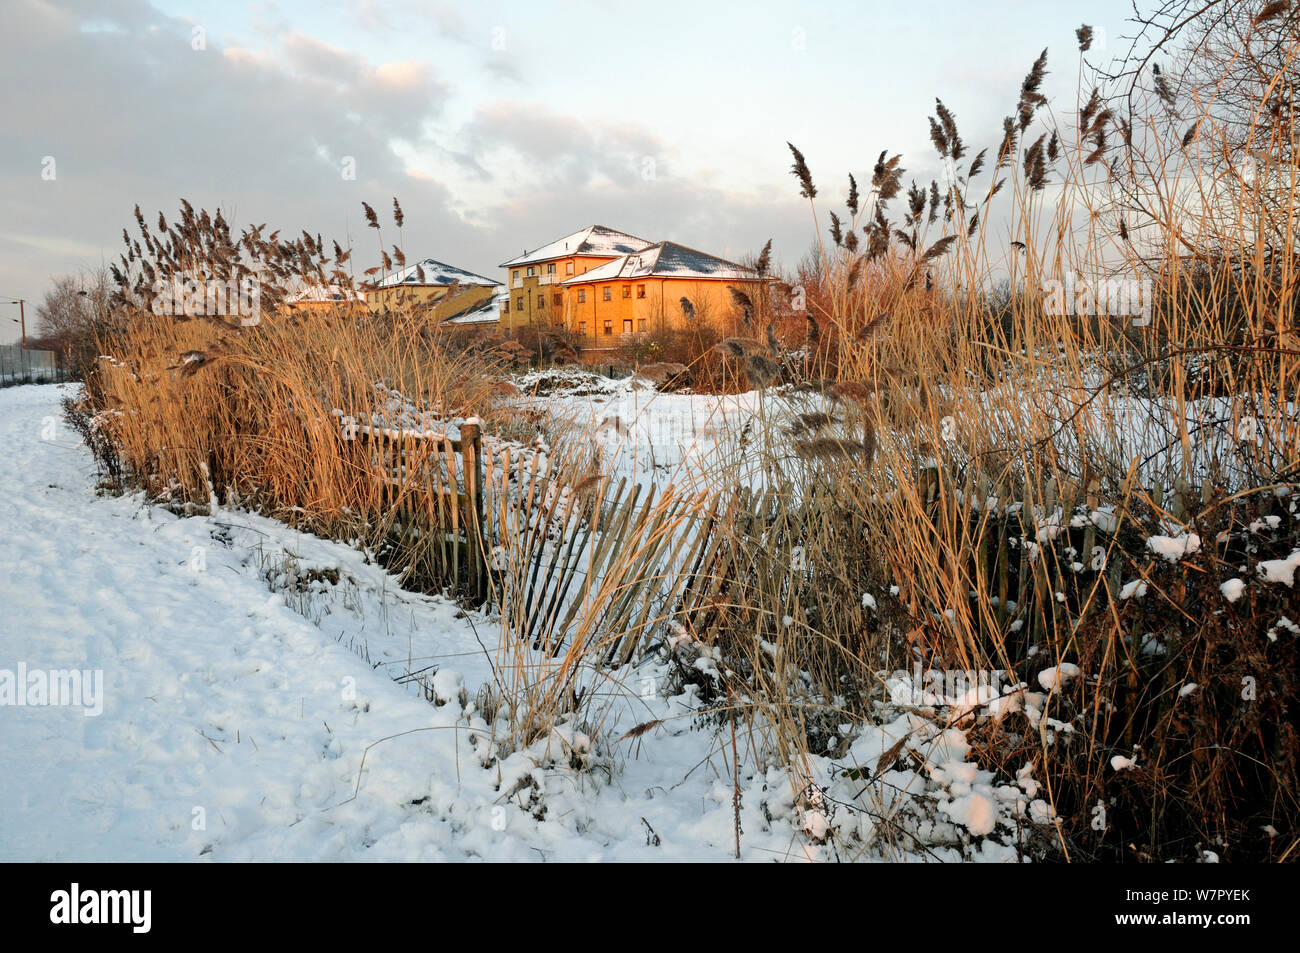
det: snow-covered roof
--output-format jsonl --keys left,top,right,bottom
{"left": 559, "top": 241, "right": 758, "bottom": 284}
{"left": 442, "top": 289, "right": 507, "bottom": 325}
{"left": 500, "top": 226, "right": 653, "bottom": 268}
{"left": 375, "top": 258, "right": 498, "bottom": 288}
{"left": 286, "top": 284, "right": 366, "bottom": 303}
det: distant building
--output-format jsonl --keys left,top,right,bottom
{"left": 366, "top": 258, "right": 500, "bottom": 319}
{"left": 499, "top": 228, "right": 765, "bottom": 357}
{"left": 498, "top": 226, "right": 654, "bottom": 334}
{"left": 561, "top": 241, "right": 763, "bottom": 356}
{"left": 283, "top": 284, "right": 369, "bottom": 315}
{"left": 354, "top": 233, "right": 765, "bottom": 354}
{"left": 439, "top": 287, "right": 510, "bottom": 326}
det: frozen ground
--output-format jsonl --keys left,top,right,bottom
{"left": 513, "top": 368, "right": 809, "bottom": 492}
{"left": 0, "top": 384, "right": 1067, "bottom": 862}
{"left": 0, "top": 384, "right": 826, "bottom": 861}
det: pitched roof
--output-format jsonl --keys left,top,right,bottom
{"left": 442, "top": 289, "right": 508, "bottom": 325}
{"left": 500, "top": 225, "right": 653, "bottom": 268}
{"left": 560, "top": 241, "right": 758, "bottom": 284}
{"left": 375, "top": 258, "right": 498, "bottom": 289}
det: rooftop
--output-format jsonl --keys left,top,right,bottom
{"left": 374, "top": 258, "right": 498, "bottom": 289}
{"left": 559, "top": 241, "right": 758, "bottom": 284}
{"left": 441, "top": 289, "right": 508, "bottom": 325}
{"left": 500, "top": 225, "right": 653, "bottom": 268}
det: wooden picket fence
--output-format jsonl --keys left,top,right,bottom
{"left": 353, "top": 419, "right": 874, "bottom": 665}
{"left": 351, "top": 420, "right": 488, "bottom": 602}
{"left": 475, "top": 458, "right": 869, "bottom": 664}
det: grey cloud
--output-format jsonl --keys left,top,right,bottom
{"left": 464, "top": 101, "right": 669, "bottom": 190}
{"left": 0, "top": 1, "right": 806, "bottom": 341}
{"left": 0, "top": 0, "right": 460, "bottom": 326}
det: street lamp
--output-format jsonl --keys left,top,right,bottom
{"left": 2, "top": 299, "right": 25, "bottom": 348}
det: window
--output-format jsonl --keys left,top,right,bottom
{"left": 566, "top": 262, "right": 574, "bottom": 275}
{"left": 578, "top": 321, "right": 587, "bottom": 335}
{"left": 513, "top": 270, "right": 520, "bottom": 281}
{"left": 622, "top": 285, "right": 631, "bottom": 299}
{"left": 516, "top": 296, "right": 524, "bottom": 310}
{"left": 547, "top": 263, "right": 555, "bottom": 274}
{"left": 552, "top": 293, "right": 562, "bottom": 306}
{"left": 638, "top": 318, "right": 646, "bottom": 332}
{"left": 503, "top": 300, "right": 510, "bottom": 314}
{"left": 578, "top": 289, "right": 586, "bottom": 303}
{"left": 623, "top": 319, "right": 633, "bottom": 333}
{"left": 637, "top": 284, "right": 646, "bottom": 299}
{"left": 602, "top": 287, "right": 612, "bottom": 301}
{"left": 527, "top": 266, "right": 535, "bottom": 277}
{"left": 603, "top": 320, "right": 613, "bottom": 335}
{"left": 537, "top": 294, "right": 545, "bottom": 309}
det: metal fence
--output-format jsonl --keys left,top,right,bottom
{"left": 0, "top": 346, "right": 65, "bottom": 386}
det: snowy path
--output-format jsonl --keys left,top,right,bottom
{"left": 0, "top": 385, "right": 791, "bottom": 862}
{"left": 0, "top": 385, "right": 505, "bottom": 859}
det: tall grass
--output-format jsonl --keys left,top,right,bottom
{"left": 703, "top": 11, "right": 1300, "bottom": 860}
{"left": 71, "top": 6, "right": 1300, "bottom": 860}
{"left": 76, "top": 200, "right": 504, "bottom": 595}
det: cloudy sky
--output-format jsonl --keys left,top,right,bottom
{"left": 2, "top": 0, "right": 1137, "bottom": 343}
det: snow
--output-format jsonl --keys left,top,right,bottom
{"left": 517, "top": 373, "right": 775, "bottom": 491}
{"left": 1268, "top": 616, "right": 1300, "bottom": 642}
{"left": 441, "top": 290, "right": 508, "bottom": 324}
{"left": 1220, "top": 578, "right": 1246, "bottom": 602}
{"left": 1028, "top": 799, "right": 1057, "bottom": 825}
{"left": 1, "top": 393, "right": 516, "bottom": 860}
{"left": 374, "top": 258, "right": 497, "bottom": 288}
{"left": 1110, "top": 755, "right": 1137, "bottom": 771}
{"left": 0, "top": 385, "right": 828, "bottom": 862}
{"left": 1088, "top": 508, "right": 1118, "bottom": 533}
{"left": 1257, "top": 549, "right": 1300, "bottom": 586}
{"left": 1249, "top": 515, "right": 1282, "bottom": 533}
{"left": 941, "top": 791, "right": 997, "bottom": 836}
{"left": 1037, "top": 663, "right": 1081, "bottom": 693}
{"left": 1119, "top": 579, "right": 1148, "bottom": 600}
{"left": 1016, "top": 763, "right": 1040, "bottom": 797}
{"left": 0, "top": 384, "right": 1077, "bottom": 863}
{"left": 561, "top": 241, "right": 757, "bottom": 284}
{"left": 1146, "top": 533, "right": 1201, "bottom": 562}
{"left": 500, "top": 225, "right": 653, "bottom": 268}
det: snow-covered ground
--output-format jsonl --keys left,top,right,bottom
{"left": 0, "top": 384, "right": 823, "bottom": 861}
{"left": 0, "top": 383, "right": 1072, "bottom": 863}
{"left": 514, "top": 369, "right": 815, "bottom": 493}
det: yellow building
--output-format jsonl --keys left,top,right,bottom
{"left": 283, "top": 284, "right": 370, "bottom": 315}
{"left": 498, "top": 225, "right": 654, "bottom": 334}
{"left": 560, "top": 241, "right": 764, "bottom": 357}
{"left": 366, "top": 258, "right": 501, "bottom": 318}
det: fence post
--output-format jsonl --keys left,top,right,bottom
{"left": 460, "top": 420, "right": 486, "bottom": 603}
